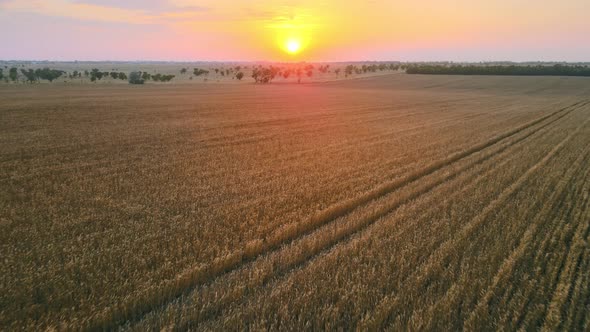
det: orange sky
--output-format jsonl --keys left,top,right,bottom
{"left": 0, "top": 0, "right": 589, "bottom": 61}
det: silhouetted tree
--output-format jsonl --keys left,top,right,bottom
{"left": 296, "top": 68, "right": 303, "bottom": 83}
{"left": 236, "top": 72, "right": 244, "bottom": 80}
{"left": 252, "top": 68, "right": 260, "bottom": 83}
{"left": 252, "top": 66, "right": 279, "bottom": 83}
{"left": 345, "top": 65, "right": 354, "bottom": 77}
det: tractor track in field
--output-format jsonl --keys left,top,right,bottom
{"left": 363, "top": 107, "right": 590, "bottom": 330}
{"left": 85, "top": 100, "right": 589, "bottom": 330}
{"left": 170, "top": 98, "right": 590, "bottom": 329}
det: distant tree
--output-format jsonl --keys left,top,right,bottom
{"left": 405, "top": 64, "right": 590, "bottom": 76}
{"left": 9, "top": 67, "right": 18, "bottom": 81}
{"left": 334, "top": 68, "right": 341, "bottom": 76}
{"left": 251, "top": 68, "right": 260, "bottom": 83}
{"left": 344, "top": 65, "right": 354, "bottom": 77}
{"left": 118, "top": 72, "right": 127, "bottom": 80}
{"left": 150, "top": 73, "right": 175, "bottom": 82}
{"left": 214, "top": 68, "right": 219, "bottom": 74}
{"left": 193, "top": 68, "right": 209, "bottom": 76}
{"left": 306, "top": 70, "right": 313, "bottom": 78}
{"left": 84, "top": 70, "right": 89, "bottom": 77}
{"left": 180, "top": 68, "right": 187, "bottom": 74}
{"left": 161, "top": 74, "right": 175, "bottom": 82}
{"left": 33, "top": 68, "right": 64, "bottom": 82}
{"left": 90, "top": 68, "right": 103, "bottom": 82}
{"left": 0, "top": 68, "right": 3, "bottom": 80}
{"left": 110, "top": 72, "right": 119, "bottom": 79}
{"left": 283, "top": 70, "right": 291, "bottom": 79}
{"left": 141, "top": 72, "right": 151, "bottom": 81}
{"left": 236, "top": 72, "right": 244, "bottom": 80}
{"left": 21, "top": 69, "right": 37, "bottom": 83}
{"left": 128, "top": 71, "right": 144, "bottom": 84}
{"left": 389, "top": 63, "right": 399, "bottom": 70}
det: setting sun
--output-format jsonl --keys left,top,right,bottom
{"left": 285, "top": 39, "right": 302, "bottom": 54}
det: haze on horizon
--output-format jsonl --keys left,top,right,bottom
{"left": 0, "top": 0, "right": 589, "bottom": 62}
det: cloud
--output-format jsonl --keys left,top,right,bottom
{"left": 71, "top": 0, "right": 170, "bottom": 11}
{"left": 1, "top": 0, "right": 157, "bottom": 23}
{"left": 0, "top": 0, "right": 212, "bottom": 25}
{"left": 71, "top": 0, "right": 209, "bottom": 13}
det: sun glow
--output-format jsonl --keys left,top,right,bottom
{"left": 285, "top": 39, "right": 302, "bottom": 54}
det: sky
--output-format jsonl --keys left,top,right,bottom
{"left": 0, "top": 0, "right": 589, "bottom": 62}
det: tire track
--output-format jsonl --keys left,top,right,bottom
{"left": 165, "top": 103, "right": 562, "bottom": 330}
{"left": 84, "top": 100, "right": 587, "bottom": 330}
{"left": 462, "top": 142, "right": 590, "bottom": 330}
{"left": 511, "top": 140, "right": 590, "bottom": 329}
{"left": 417, "top": 145, "right": 590, "bottom": 331}
{"left": 360, "top": 109, "right": 590, "bottom": 330}
{"left": 501, "top": 160, "right": 590, "bottom": 329}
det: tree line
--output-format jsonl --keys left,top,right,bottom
{"left": 1, "top": 63, "right": 406, "bottom": 85}
{"left": 406, "top": 64, "right": 590, "bottom": 76}
{"left": 190, "top": 67, "right": 245, "bottom": 81}
{"left": 0, "top": 66, "right": 180, "bottom": 84}
{"left": 0, "top": 67, "right": 65, "bottom": 83}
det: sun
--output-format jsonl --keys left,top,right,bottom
{"left": 285, "top": 39, "right": 302, "bottom": 54}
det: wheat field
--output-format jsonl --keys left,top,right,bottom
{"left": 1, "top": 74, "right": 590, "bottom": 330}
